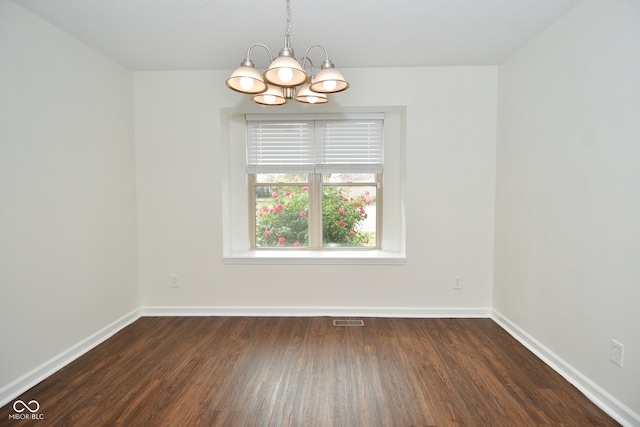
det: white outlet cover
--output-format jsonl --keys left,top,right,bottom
{"left": 610, "top": 339, "right": 624, "bottom": 368}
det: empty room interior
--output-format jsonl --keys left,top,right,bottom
{"left": 1, "top": 0, "right": 639, "bottom": 425}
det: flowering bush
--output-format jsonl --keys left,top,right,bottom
{"left": 321, "top": 186, "right": 371, "bottom": 247}
{"left": 255, "top": 185, "right": 373, "bottom": 247}
{"left": 256, "top": 186, "right": 309, "bottom": 247}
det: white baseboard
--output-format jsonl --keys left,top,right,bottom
{"left": 139, "top": 305, "right": 492, "bottom": 318}
{"left": 0, "top": 308, "right": 141, "bottom": 408}
{"left": 492, "top": 310, "right": 640, "bottom": 427}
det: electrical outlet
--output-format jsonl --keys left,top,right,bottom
{"left": 454, "top": 275, "right": 463, "bottom": 290}
{"left": 170, "top": 274, "right": 179, "bottom": 288}
{"left": 610, "top": 339, "right": 624, "bottom": 368}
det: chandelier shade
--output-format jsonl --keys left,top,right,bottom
{"left": 226, "top": 60, "right": 268, "bottom": 94}
{"left": 252, "top": 84, "right": 287, "bottom": 106}
{"left": 225, "top": 0, "right": 349, "bottom": 106}
{"left": 264, "top": 50, "right": 308, "bottom": 87}
{"left": 295, "top": 79, "right": 328, "bottom": 104}
{"left": 309, "top": 61, "right": 349, "bottom": 93}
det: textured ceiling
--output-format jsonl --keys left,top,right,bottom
{"left": 12, "top": 0, "right": 581, "bottom": 71}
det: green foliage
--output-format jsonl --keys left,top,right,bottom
{"left": 255, "top": 185, "right": 373, "bottom": 247}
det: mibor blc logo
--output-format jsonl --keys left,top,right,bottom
{"left": 9, "top": 399, "right": 44, "bottom": 420}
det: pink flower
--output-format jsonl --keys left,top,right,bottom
{"left": 365, "top": 190, "right": 370, "bottom": 195}
{"left": 264, "top": 230, "right": 270, "bottom": 237}
{"left": 272, "top": 192, "right": 278, "bottom": 198}
{"left": 338, "top": 207, "right": 345, "bottom": 215}
{"left": 285, "top": 191, "right": 291, "bottom": 196}
{"left": 293, "top": 241, "right": 300, "bottom": 247}
{"left": 278, "top": 236, "right": 285, "bottom": 243}
{"left": 302, "top": 186, "right": 308, "bottom": 191}
{"left": 339, "top": 220, "right": 344, "bottom": 227}
{"left": 299, "top": 211, "right": 306, "bottom": 217}
{"left": 360, "top": 208, "right": 366, "bottom": 215}
{"left": 275, "top": 204, "right": 283, "bottom": 212}
{"left": 349, "top": 230, "right": 354, "bottom": 236}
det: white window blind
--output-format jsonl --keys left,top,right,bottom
{"left": 315, "top": 118, "right": 383, "bottom": 173}
{"left": 246, "top": 120, "right": 314, "bottom": 173}
{"left": 246, "top": 114, "right": 383, "bottom": 174}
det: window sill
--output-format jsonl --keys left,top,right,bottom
{"left": 223, "top": 249, "right": 406, "bottom": 265}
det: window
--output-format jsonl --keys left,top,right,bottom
{"left": 251, "top": 173, "right": 379, "bottom": 249}
{"left": 247, "top": 115, "right": 382, "bottom": 250}
{"left": 221, "top": 108, "right": 405, "bottom": 265}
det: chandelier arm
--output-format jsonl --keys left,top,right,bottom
{"left": 246, "top": 43, "right": 274, "bottom": 63}
{"left": 301, "top": 44, "right": 329, "bottom": 69}
{"left": 301, "top": 57, "right": 315, "bottom": 75}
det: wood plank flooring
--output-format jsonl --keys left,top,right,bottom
{"left": 1, "top": 317, "right": 619, "bottom": 426}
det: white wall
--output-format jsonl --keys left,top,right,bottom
{"left": 0, "top": 0, "right": 139, "bottom": 393}
{"left": 134, "top": 66, "right": 497, "bottom": 312}
{"left": 495, "top": 0, "right": 640, "bottom": 419}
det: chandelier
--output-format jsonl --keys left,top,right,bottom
{"left": 225, "top": 0, "right": 349, "bottom": 106}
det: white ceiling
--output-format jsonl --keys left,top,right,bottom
{"left": 12, "top": 0, "right": 581, "bottom": 71}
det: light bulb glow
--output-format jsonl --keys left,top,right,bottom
{"left": 277, "top": 67, "right": 293, "bottom": 83}
{"left": 322, "top": 80, "right": 337, "bottom": 91}
{"left": 263, "top": 95, "right": 276, "bottom": 104}
{"left": 306, "top": 96, "right": 318, "bottom": 104}
{"left": 239, "top": 77, "right": 255, "bottom": 90}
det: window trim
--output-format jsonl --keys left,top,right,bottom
{"left": 221, "top": 107, "right": 406, "bottom": 265}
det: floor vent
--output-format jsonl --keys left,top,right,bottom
{"left": 333, "top": 319, "right": 365, "bottom": 327}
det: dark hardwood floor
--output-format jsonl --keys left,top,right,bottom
{"left": 1, "top": 317, "right": 619, "bottom": 426}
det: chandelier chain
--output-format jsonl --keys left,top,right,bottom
{"left": 285, "top": 0, "right": 292, "bottom": 44}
